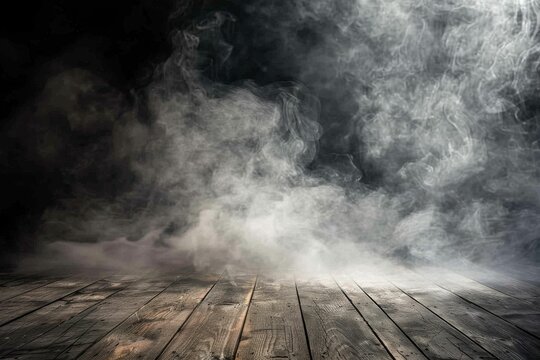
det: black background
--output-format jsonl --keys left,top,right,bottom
{"left": 0, "top": 0, "right": 187, "bottom": 264}
{"left": 2, "top": 1, "right": 538, "bottom": 270}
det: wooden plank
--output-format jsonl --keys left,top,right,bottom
{"left": 6, "top": 277, "right": 175, "bottom": 360}
{"left": 76, "top": 273, "right": 219, "bottom": 360}
{"left": 296, "top": 277, "right": 391, "bottom": 360}
{"left": 391, "top": 273, "right": 540, "bottom": 360}
{"left": 0, "top": 277, "right": 97, "bottom": 326}
{"left": 157, "top": 274, "right": 256, "bottom": 360}
{"left": 418, "top": 267, "right": 540, "bottom": 338}
{"left": 0, "top": 276, "right": 133, "bottom": 356}
{"left": 354, "top": 276, "right": 495, "bottom": 360}
{"left": 456, "top": 265, "right": 540, "bottom": 304}
{"left": 236, "top": 276, "right": 310, "bottom": 360}
{"left": 0, "top": 276, "right": 61, "bottom": 302}
{"left": 335, "top": 276, "right": 427, "bottom": 360}
{"left": 0, "top": 273, "right": 29, "bottom": 286}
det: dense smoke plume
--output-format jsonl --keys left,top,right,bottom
{"left": 4, "top": 0, "right": 540, "bottom": 272}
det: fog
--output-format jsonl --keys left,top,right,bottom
{"left": 6, "top": 0, "right": 540, "bottom": 274}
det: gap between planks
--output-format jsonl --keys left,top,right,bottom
{"left": 1, "top": 269, "right": 539, "bottom": 360}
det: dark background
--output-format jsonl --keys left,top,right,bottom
{"left": 0, "top": 0, "right": 189, "bottom": 265}
{"left": 0, "top": 0, "right": 318, "bottom": 264}
{"left": 0, "top": 0, "right": 362, "bottom": 267}
{"left": 2, "top": 1, "right": 538, "bottom": 271}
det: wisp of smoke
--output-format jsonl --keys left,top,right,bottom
{"left": 13, "top": 0, "right": 540, "bottom": 273}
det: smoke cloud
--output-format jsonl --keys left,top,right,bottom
{"left": 7, "top": 0, "right": 540, "bottom": 273}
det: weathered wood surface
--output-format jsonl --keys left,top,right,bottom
{"left": 0, "top": 269, "right": 538, "bottom": 360}
{"left": 391, "top": 272, "right": 540, "bottom": 360}
{"left": 78, "top": 273, "right": 219, "bottom": 360}
{"left": 236, "top": 276, "right": 311, "bottom": 360}
{"left": 0, "top": 277, "right": 96, "bottom": 326}
{"left": 0, "top": 276, "right": 62, "bottom": 302}
{"left": 456, "top": 265, "right": 540, "bottom": 305}
{"left": 335, "top": 276, "right": 427, "bottom": 360}
{"left": 296, "top": 277, "right": 391, "bottom": 360}
{"left": 0, "top": 276, "right": 132, "bottom": 357}
{"left": 157, "top": 274, "right": 256, "bottom": 360}
{"left": 353, "top": 276, "right": 495, "bottom": 360}
{"left": 6, "top": 277, "right": 175, "bottom": 360}
{"left": 0, "top": 273, "right": 32, "bottom": 287}
{"left": 418, "top": 267, "right": 540, "bottom": 338}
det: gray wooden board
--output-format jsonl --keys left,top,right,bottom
{"left": 157, "top": 274, "right": 256, "bottom": 360}
{"left": 391, "top": 274, "right": 540, "bottom": 360}
{"left": 0, "top": 276, "right": 62, "bottom": 302}
{"left": 0, "top": 276, "right": 132, "bottom": 356}
{"left": 5, "top": 277, "right": 175, "bottom": 360}
{"left": 296, "top": 277, "right": 392, "bottom": 360}
{"left": 235, "top": 276, "right": 311, "bottom": 360}
{"left": 77, "top": 273, "right": 219, "bottom": 360}
{"left": 335, "top": 276, "right": 428, "bottom": 360}
{"left": 455, "top": 266, "right": 540, "bottom": 304}
{"left": 353, "top": 276, "right": 495, "bottom": 360}
{"left": 0, "top": 270, "right": 539, "bottom": 360}
{"left": 417, "top": 267, "right": 540, "bottom": 338}
{"left": 0, "top": 277, "right": 96, "bottom": 327}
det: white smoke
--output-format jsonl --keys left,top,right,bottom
{"left": 17, "top": 0, "right": 540, "bottom": 273}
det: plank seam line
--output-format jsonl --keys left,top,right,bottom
{"left": 5, "top": 285, "right": 114, "bottom": 359}
{"left": 152, "top": 272, "right": 224, "bottom": 360}
{"left": 232, "top": 274, "right": 258, "bottom": 359}
{"left": 450, "top": 266, "right": 539, "bottom": 304}
{"left": 462, "top": 281, "right": 536, "bottom": 304}
{"left": 422, "top": 275, "right": 540, "bottom": 341}
{"left": 0, "top": 277, "right": 135, "bottom": 358}
{"left": 0, "top": 274, "right": 34, "bottom": 287}
{"left": 52, "top": 307, "right": 113, "bottom": 360}
{"left": 461, "top": 264, "right": 540, "bottom": 293}
{"left": 0, "top": 277, "right": 103, "bottom": 328}
{"left": 0, "top": 276, "right": 65, "bottom": 304}
{"left": 294, "top": 276, "right": 314, "bottom": 360}
{"left": 389, "top": 280, "right": 499, "bottom": 360}
{"left": 56, "top": 275, "right": 178, "bottom": 360}
{"left": 350, "top": 278, "right": 430, "bottom": 360}
{"left": 49, "top": 276, "right": 150, "bottom": 360}
{"left": 10, "top": 288, "right": 122, "bottom": 359}
{"left": 334, "top": 276, "right": 396, "bottom": 360}
{"left": 20, "top": 277, "right": 143, "bottom": 359}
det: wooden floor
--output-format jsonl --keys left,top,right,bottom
{"left": 0, "top": 266, "right": 539, "bottom": 360}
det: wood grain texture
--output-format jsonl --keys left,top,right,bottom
{"left": 6, "top": 277, "right": 175, "bottom": 360}
{"left": 235, "top": 276, "right": 310, "bottom": 360}
{"left": 0, "top": 276, "right": 61, "bottom": 302}
{"left": 77, "top": 273, "right": 219, "bottom": 360}
{"left": 0, "top": 276, "right": 132, "bottom": 357}
{"left": 157, "top": 274, "right": 256, "bottom": 360}
{"left": 456, "top": 266, "right": 540, "bottom": 305}
{"left": 0, "top": 269, "right": 538, "bottom": 360}
{"left": 392, "top": 274, "right": 540, "bottom": 360}
{"left": 0, "top": 277, "right": 96, "bottom": 327}
{"left": 418, "top": 268, "right": 540, "bottom": 338}
{"left": 296, "top": 277, "right": 391, "bottom": 360}
{"left": 335, "top": 276, "right": 427, "bottom": 360}
{"left": 354, "top": 276, "right": 495, "bottom": 360}
{"left": 0, "top": 273, "right": 29, "bottom": 286}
